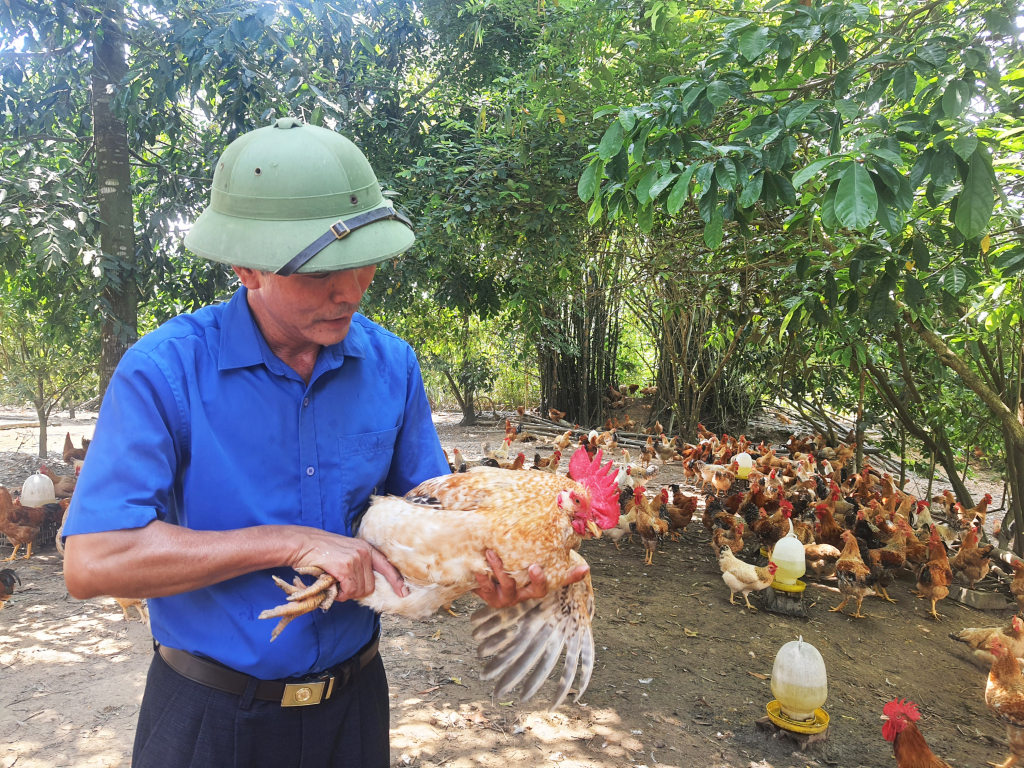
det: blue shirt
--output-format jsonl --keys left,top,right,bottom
{"left": 63, "top": 287, "right": 449, "bottom": 679}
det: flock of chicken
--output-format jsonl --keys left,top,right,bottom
{"left": 437, "top": 415, "right": 1024, "bottom": 765}
{"left": 0, "top": 433, "right": 148, "bottom": 624}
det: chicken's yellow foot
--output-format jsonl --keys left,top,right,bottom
{"left": 829, "top": 598, "right": 849, "bottom": 615}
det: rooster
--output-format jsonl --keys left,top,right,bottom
{"left": 633, "top": 487, "right": 667, "bottom": 565}
{"left": 532, "top": 450, "right": 561, "bottom": 473}
{"left": 261, "top": 448, "right": 620, "bottom": 708}
{"left": 881, "top": 698, "right": 952, "bottom": 768}
{"left": 986, "top": 636, "right": 1024, "bottom": 768}
{"left": 62, "top": 432, "right": 88, "bottom": 466}
{"left": 662, "top": 486, "right": 697, "bottom": 540}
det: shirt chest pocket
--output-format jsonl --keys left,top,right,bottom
{"left": 336, "top": 427, "right": 399, "bottom": 531}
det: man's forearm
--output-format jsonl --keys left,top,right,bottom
{"left": 64, "top": 520, "right": 300, "bottom": 600}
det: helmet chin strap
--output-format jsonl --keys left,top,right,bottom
{"left": 276, "top": 206, "right": 414, "bottom": 277}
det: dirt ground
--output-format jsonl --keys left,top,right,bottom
{"left": 0, "top": 408, "right": 1018, "bottom": 768}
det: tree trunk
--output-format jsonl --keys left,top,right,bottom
{"left": 93, "top": 0, "right": 137, "bottom": 397}
{"left": 35, "top": 405, "right": 47, "bottom": 460}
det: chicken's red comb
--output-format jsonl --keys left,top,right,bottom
{"left": 569, "top": 448, "right": 620, "bottom": 529}
{"left": 883, "top": 698, "right": 920, "bottom": 722}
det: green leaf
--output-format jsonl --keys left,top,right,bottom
{"left": 904, "top": 276, "right": 926, "bottom": 305}
{"left": 834, "top": 163, "right": 878, "bottom": 230}
{"left": 588, "top": 195, "right": 603, "bottom": 224}
{"left": 779, "top": 299, "right": 804, "bottom": 341}
{"left": 824, "top": 270, "right": 839, "bottom": 306}
{"left": 820, "top": 181, "right": 839, "bottom": 230}
{"left": 892, "top": 66, "right": 916, "bottom": 101}
{"left": 941, "top": 80, "right": 970, "bottom": 118}
{"left": 796, "top": 253, "right": 811, "bottom": 279}
{"left": 715, "top": 159, "right": 738, "bottom": 191}
{"left": 704, "top": 211, "right": 724, "bottom": 249}
{"left": 739, "top": 27, "right": 770, "bottom": 62}
{"left": 577, "top": 159, "right": 602, "bottom": 202}
{"left": 994, "top": 248, "right": 1024, "bottom": 276}
{"left": 706, "top": 81, "right": 731, "bottom": 107}
{"left": 952, "top": 135, "right": 978, "bottom": 161}
{"left": 598, "top": 120, "right": 624, "bottom": 161}
{"left": 793, "top": 157, "right": 837, "bottom": 188}
{"left": 738, "top": 172, "right": 763, "bottom": 208}
{"left": 618, "top": 109, "right": 636, "bottom": 133}
{"left": 944, "top": 264, "right": 967, "bottom": 294}
{"left": 830, "top": 33, "right": 849, "bottom": 63}
{"left": 667, "top": 164, "right": 698, "bottom": 214}
{"left": 637, "top": 203, "right": 654, "bottom": 232}
{"left": 954, "top": 152, "right": 995, "bottom": 239}
{"left": 785, "top": 101, "right": 820, "bottom": 129}
{"left": 636, "top": 168, "right": 659, "bottom": 205}
{"left": 849, "top": 258, "right": 863, "bottom": 283}
{"left": 649, "top": 172, "right": 679, "bottom": 200}
{"left": 912, "top": 235, "right": 930, "bottom": 272}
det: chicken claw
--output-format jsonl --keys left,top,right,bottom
{"left": 319, "top": 582, "right": 339, "bottom": 612}
{"left": 259, "top": 594, "right": 325, "bottom": 619}
{"left": 287, "top": 573, "right": 336, "bottom": 602}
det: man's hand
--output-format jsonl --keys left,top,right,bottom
{"left": 473, "top": 549, "right": 589, "bottom": 610}
{"left": 291, "top": 529, "right": 408, "bottom": 603}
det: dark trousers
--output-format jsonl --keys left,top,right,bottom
{"left": 132, "top": 650, "right": 390, "bottom": 768}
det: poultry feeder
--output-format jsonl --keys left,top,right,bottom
{"left": 734, "top": 452, "right": 752, "bottom": 479}
{"left": 756, "top": 637, "right": 830, "bottom": 748}
{"left": 22, "top": 472, "right": 56, "bottom": 507}
{"left": 761, "top": 522, "right": 808, "bottom": 617}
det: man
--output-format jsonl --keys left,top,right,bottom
{"left": 62, "top": 118, "right": 570, "bottom": 767}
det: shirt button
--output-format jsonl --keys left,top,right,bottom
{"left": 303, "top": 397, "right": 309, "bottom": 407}
{"left": 306, "top": 466, "right": 315, "bottom": 476}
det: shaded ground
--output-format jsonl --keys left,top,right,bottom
{"left": 0, "top": 408, "right": 1016, "bottom": 767}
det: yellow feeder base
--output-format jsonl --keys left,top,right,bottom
{"left": 760, "top": 547, "right": 769, "bottom": 559}
{"left": 771, "top": 579, "right": 807, "bottom": 594}
{"left": 766, "top": 701, "right": 829, "bottom": 734}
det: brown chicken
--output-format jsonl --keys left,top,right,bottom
{"left": 548, "top": 408, "right": 566, "bottom": 422}
{"left": 881, "top": 698, "right": 952, "bottom": 768}
{"left": 62, "top": 432, "right": 88, "bottom": 465}
{"left": 952, "top": 615, "right": 1024, "bottom": 668}
{"left": 633, "top": 487, "right": 668, "bottom": 565}
{"left": 0, "top": 568, "right": 20, "bottom": 610}
{"left": 755, "top": 500, "right": 795, "bottom": 554}
{"left": 498, "top": 452, "right": 527, "bottom": 471}
{"left": 957, "top": 493, "right": 994, "bottom": 528}
{"left": 830, "top": 530, "right": 874, "bottom": 619}
{"left": 1011, "top": 560, "right": 1024, "bottom": 614}
{"left": 712, "top": 521, "right": 745, "bottom": 557}
{"left": 899, "top": 519, "right": 928, "bottom": 565}
{"left": 114, "top": 597, "right": 150, "bottom": 625}
{"left": 0, "top": 488, "right": 42, "bottom": 561}
{"left": 39, "top": 464, "right": 77, "bottom": 499}
{"left": 662, "top": 487, "right": 697, "bottom": 540}
{"left": 986, "top": 636, "right": 1024, "bottom": 768}
{"left": 533, "top": 450, "right": 561, "bottom": 471}
{"left": 814, "top": 502, "right": 844, "bottom": 550}
{"left": 866, "top": 529, "right": 907, "bottom": 604}
{"left": 916, "top": 529, "right": 954, "bottom": 621}
{"left": 950, "top": 525, "right": 994, "bottom": 589}
{"left": 804, "top": 542, "right": 841, "bottom": 580}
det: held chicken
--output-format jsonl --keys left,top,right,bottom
{"left": 718, "top": 548, "right": 777, "bottom": 612}
{"left": 986, "top": 636, "right": 1024, "bottom": 768}
{"left": 261, "top": 448, "right": 620, "bottom": 709}
{"left": 0, "top": 568, "right": 20, "bottom": 610}
{"left": 881, "top": 698, "right": 952, "bottom": 768}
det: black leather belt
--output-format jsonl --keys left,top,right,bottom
{"left": 157, "top": 631, "right": 380, "bottom": 707}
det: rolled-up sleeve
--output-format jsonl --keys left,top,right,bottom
{"left": 384, "top": 348, "right": 449, "bottom": 495}
{"left": 62, "top": 349, "right": 184, "bottom": 537}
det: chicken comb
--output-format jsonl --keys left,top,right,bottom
{"left": 883, "top": 698, "right": 920, "bottom": 722}
{"left": 569, "top": 448, "right": 620, "bottom": 529}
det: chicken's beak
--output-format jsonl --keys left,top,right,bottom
{"left": 880, "top": 715, "right": 889, "bottom": 721}
{"left": 586, "top": 520, "right": 602, "bottom": 538}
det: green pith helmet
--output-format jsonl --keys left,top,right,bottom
{"left": 184, "top": 117, "right": 414, "bottom": 275}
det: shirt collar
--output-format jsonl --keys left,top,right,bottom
{"left": 218, "top": 286, "right": 367, "bottom": 372}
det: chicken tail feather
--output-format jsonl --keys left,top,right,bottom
{"left": 471, "top": 576, "right": 595, "bottom": 707}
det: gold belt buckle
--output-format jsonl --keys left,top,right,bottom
{"left": 281, "top": 679, "right": 329, "bottom": 707}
